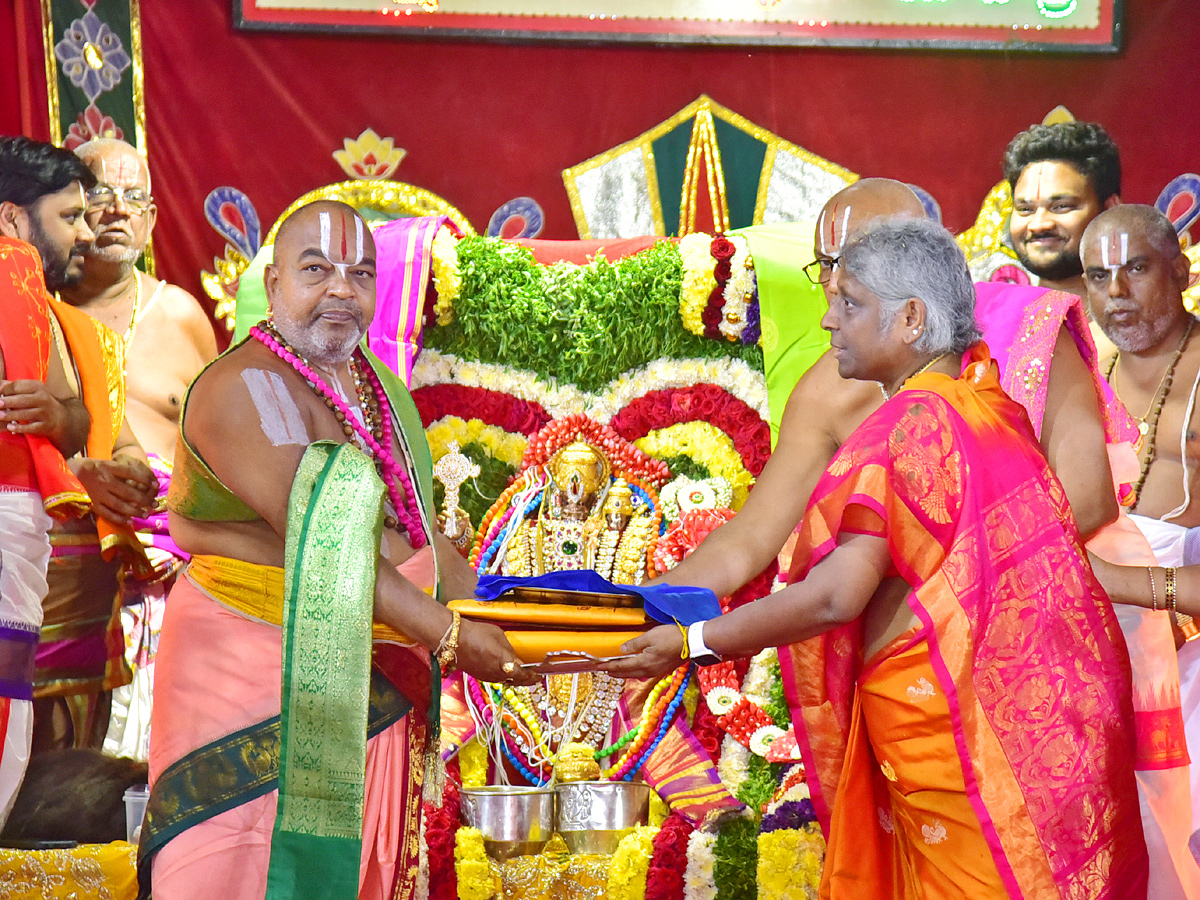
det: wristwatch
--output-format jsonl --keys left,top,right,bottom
{"left": 687, "top": 620, "right": 722, "bottom": 666}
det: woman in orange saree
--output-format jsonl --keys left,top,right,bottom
{"left": 611, "top": 217, "right": 1148, "bottom": 899}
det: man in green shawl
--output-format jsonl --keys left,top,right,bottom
{"left": 140, "top": 200, "right": 530, "bottom": 900}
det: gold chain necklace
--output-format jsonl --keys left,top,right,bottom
{"left": 1105, "top": 318, "right": 1195, "bottom": 506}
{"left": 880, "top": 353, "right": 950, "bottom": 400}
{"left": 120, "top": 272, "right": 142, "bottom": 375}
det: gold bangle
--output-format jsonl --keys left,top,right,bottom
{"left": 1161, "top": 566, "right": 1190, "bottom": 628}
{"left": 1149, "top": 566, "right": 1159, "bottom": 611}
{"left": 436, "top": 609, "right": 461, "bottom": 671}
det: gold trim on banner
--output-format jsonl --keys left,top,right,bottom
{"left": 129, "top": 0, "right": 155, "bottom": 276}
{"left": 40, "top": 0, "right": 62, "bottom": 146}
{"left": 641, "top": 143, "right": 665, "bottom": 237}
{"left": 563, "top": 95, "right": 855, "bottom": 239}
{"left": 130, "top": 0, "right": 147, "bottom": 153}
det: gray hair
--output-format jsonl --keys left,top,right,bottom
{"left": 841, "top": 217, "right": 981, "bottom": 356}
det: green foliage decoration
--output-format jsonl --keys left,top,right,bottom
{"left": 427, "top": 237, "right": 762, "bottom": 392}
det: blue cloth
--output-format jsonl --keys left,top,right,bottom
{"left": 475, "top": 571, "right": 721, "bottom": 626}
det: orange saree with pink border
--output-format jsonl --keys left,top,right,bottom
{"left": 780, "top": 345, "right": 1148, "bottom": 899}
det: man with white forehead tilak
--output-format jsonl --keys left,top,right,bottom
{"left": 142, "top": 200, "right": 532, "bottom": 900}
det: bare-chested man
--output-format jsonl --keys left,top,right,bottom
{"left": 63, "top": 139, "right": 217, "bottom": 461}
{"left": 1086, "top": 204, "right": 1200, "bottom": 862}
{"left": 657, "top": 177, "right": 1116, "bottom": 602}
{"left": 59, "top": 138, "right": 217, "bottom": 758}
{"left": 143, "top": 200, "right": 531, "bottom": 900}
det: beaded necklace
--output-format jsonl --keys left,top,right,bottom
{"left": 1105, "top": 318, "right": 1195, "bottom": 508}
{"left": 250, "top": 322, "right": 427, "bottom": 546}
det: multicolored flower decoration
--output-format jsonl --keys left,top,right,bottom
{"left": 54, "top": 10, "right": 131, "bottom": 103}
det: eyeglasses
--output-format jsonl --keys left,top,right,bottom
{"left": 803, "top": 256, "right": 840, "bottom": 285}
{"left": 86, "top": 184, "right": 153, "bottom": 212}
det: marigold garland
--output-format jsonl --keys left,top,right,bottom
{"left": 454, "top": 827, "right": 496, "bottom": 900}
{"left": 430, "top": 225, "right": 460, "bottom": 326}
{"left": 459, "top": 737, "right": 489, "bottom": 789}
{"left": 635, "top": 423, "right": 754, "bottom": 509}
{"left": 426, "top": 416, "right": 528, "bottom": 470}
{"left": 757, "top": 825, "right": 823, "bottom": 900}
{"left": 608, "top": 826, "right": 661, "bottom": 900}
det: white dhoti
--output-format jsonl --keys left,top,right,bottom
{"left": 0, "top": 490, "right": 52, "bottom": 827}
{"left": 1124, "top": 512, "right": 1200, "bottom": 896}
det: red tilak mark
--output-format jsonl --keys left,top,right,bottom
{"left": 339, "top": 210, "right": 348, "bottom": 259}
{"left": 829, "top": 203, "right": 839, "bottom": 249}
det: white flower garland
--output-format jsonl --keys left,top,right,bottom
{"left": 684, "top": 830, "right": 719, "bottom": 900}
{"left": 718, "top": 234, "right": 756, "bottom": 343}
{"left": 414, "top": 817, "right": 430, "bottom": 900}
{"left": 413, "top": 350, "right": 769, "bottom": 423}
{"left": 717, "top": 734, "right": 750, "bottom": 796}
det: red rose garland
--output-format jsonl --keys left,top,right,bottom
{"left": 413, "top": 383, "right": 552, "bottom": 435}
{"left": 608, "top": 384, "right": 771, "bottom": 476}
{"left": 423, "top": 759, "right": 462, "bottom": 900}
{"left": 645, "top": 812, "right": 694, "bottom": 900}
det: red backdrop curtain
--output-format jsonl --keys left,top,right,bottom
{"left": 2, "top": 0, "right": 1198, "bottom": 309}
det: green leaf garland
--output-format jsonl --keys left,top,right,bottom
{"left": 427, "top": 238, "right": 762, "bottom": 393}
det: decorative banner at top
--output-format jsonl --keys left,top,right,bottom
{"left": 42, "top": 0, "right": 146, "bottom": 152}
{"left": 562, "top": 96, "right": 855, "bottom": 240}
{"left": 235, "top": 0, "right": 1118, "bottom": 52}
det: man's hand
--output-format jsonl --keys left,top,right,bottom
{"left": 70, "top": 456, "right": 158, "bottom": 525}
{"left": 0, "top": 380, "right": 90, "bottom": 454}
{"left": 454, "top": 619, "right": 538, "bottom": 686}
{"left": 604, "top": 624, "right": 686, "bottom": 679}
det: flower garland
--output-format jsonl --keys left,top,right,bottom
{"left": 646, "top": 813, "right": 693, "bottom": 900}
{"left": 608, "top": 827, "right": 661, "bottom": 900}
{"left": 757, "top": 824, "right": 823, "bottom": 900}
{"left": 414, "top": 350, "right": 769, "bottom": 423}
{"left": 413, "top": 383, "right": 552, "bottom": 435}
{"left": 426, "top": 416, "right": 528, "bottom": 470}
{"left": 459, "top": 737, "right": 488, "bottom": 789}
{"left": 430, "top": 224, "right": 460, "bottom": 326}
{"left": 423, "top": 764, "right": 461, "bottom": 900}
{"left": 679, "top": 233, "right": 718, "bottom": 337}
{"left": 655, "top": 508, "right": 736, "bottom": 572}
{"left": 523, "top": 414, "right": 671, "bottom": 489}
{"left": 684, "top": 830, "right": 718, "bottom": 900}
{"left": 659, "top": 478, "right": 734, "bottom": 525}
{"left": 426, "top": 237, "right": 760, "bottom": 392}
{"left": 415, "top": 817, "right": 430, "bottom": 900}
{"left": 249, "top": 324, "right": 426, "bottom": 545}
{"left": 634, "top": 423, "right": 754, "bottom": 509}
{"left": 454, "top": 827, "right": 495, "bottom": 900}
{"left": 713, "top": 812, "right": 759, "bottom": 899}
{"left": 720, "top": 235, "right": 756, "bottom": 345}
{"left": 612, "top": 384, "right": 771, "bottom": 476}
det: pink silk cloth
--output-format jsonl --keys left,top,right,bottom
{"left": 148, "top": 549, "right": 434, "bottom": 900}
{"left": 975, "top": 282, "right": 1189, "bottom": 769}
{"left": 780, "top": 344, "right": 1148, "bottom": 900}
{"left": 369, "top": 216, "right": 450, "bottom": 387}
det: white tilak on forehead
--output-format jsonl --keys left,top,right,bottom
{"left": 839, "top": 205, "right": 851, "bottom": 251}
{"left": 818, "top": 209, "right": 828, "bottom": 255}
{"left": 318, "top": 210, "right": 365, "bottom": 278}
{"left": 1100, "top": 232, "right": 1130, "bottom": 279}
